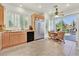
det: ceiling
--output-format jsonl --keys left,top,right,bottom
{"left": 2, "top": 3, "right": 79, "bottom": 15}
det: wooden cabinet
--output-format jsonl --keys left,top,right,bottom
{"left": 10, "top": 32, "right": 26, "bottom": 46}
{"left": 0, "top": 32, "right": 2, "bottom": 49}
{"left": 0, "top": 4, "right": 4, "bottom": 31}
{"left": 2, "top": 32, "right": 26, "bottom": 48}
{"left": 2, "top": 32, "right": 10, "bottom": 48}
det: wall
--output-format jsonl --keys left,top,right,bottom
{"left": 44, "top": 13, "right": 50, "bottom": 39}
{"left": 76, "top": 14, "right": 79, "bottom": 49}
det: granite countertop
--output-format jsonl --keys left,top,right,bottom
{"left": 2, "top": 29, "right": 35, "bottom": 33}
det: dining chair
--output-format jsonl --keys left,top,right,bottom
{"left": 55, "top": 32, "right": 65, "bottom": 43}
{"left": 48, "top": 31, "right": 57, "bottom": 40}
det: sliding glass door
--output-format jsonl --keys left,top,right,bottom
{"left": 55, "top": 15, "right": 77, "bottom": 41}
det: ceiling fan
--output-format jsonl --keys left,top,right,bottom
{"left": 54, "top": 5, "right": 64, "bottom": 17}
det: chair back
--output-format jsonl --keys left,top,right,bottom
{"left": 57, "top": 32, "right": 65, "bottom": 39}
{"left": 48, "top": 31, "right": 56, "bottom": 37}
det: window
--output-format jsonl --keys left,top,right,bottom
{"left": 5, "top": 10, "right": 29, "bottom": 30}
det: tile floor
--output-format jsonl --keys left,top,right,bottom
{"left": 0, "top": 39, "right": 78, "bottom": 56}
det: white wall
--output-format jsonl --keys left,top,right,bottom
{"left": 44, "top": 13, "right": 49, "bottom": 39}
{"left": 76, "top": 14, "right": 79, "bottom": 49}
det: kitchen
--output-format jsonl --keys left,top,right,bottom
{"left": 0, "top": 4, "right": 44, "bottom": 50}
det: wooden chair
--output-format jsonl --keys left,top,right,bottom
{"left": 55, "top": 32, "right": 65, "bottom": 43}
{"left": 48, "top": 31, "right": 57, "bottom": 40}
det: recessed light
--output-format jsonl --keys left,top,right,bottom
{"left": 38, "top": 5, "right": 42, "bottom": 8}
{"left": 19, "top": 4, "right": 23, "bottom": 7}
{"left": 66, "top": 3, "right": 70, "bottom": 7}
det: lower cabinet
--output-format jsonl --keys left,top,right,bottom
{"left": 2, "top": 32, "right": 10, "bottom": 48}
{"left": 2, "top": 32, "right": 26, "bottom": 48}
{"left": 10, "top": 32, "right": 26, "bottom": 46}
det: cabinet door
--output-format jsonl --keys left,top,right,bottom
{"left": 2, "top": 32, "right": 10, "bottom": 48}
{"left": 0, "top": 5, "right": 4, "bottom": 31}
{"left": 10, "top": 33, "right": 16, "bottom": 46}
{"left": 10, "top": 32, "right": 26, "bottom": 46}
{"left": 0, "top": 5, "right": 4, "bottom": 25}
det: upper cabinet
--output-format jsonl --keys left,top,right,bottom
{"left": 0, "top": 4, "right": 4, "bottom": 31}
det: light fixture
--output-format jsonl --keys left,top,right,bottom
{"left": 54, "top": 5, "right": 59, "bottom": 18}
{"left": 54, "top": 15, "right": 59, "bottom": 18}
{"left": 54, "top": 5, "right": 64, "bottom": 18}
